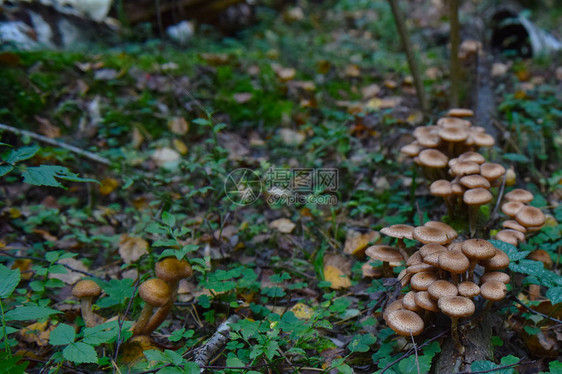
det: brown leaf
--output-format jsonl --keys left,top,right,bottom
{"left": 19, "top": 321, "right": 54, "bottom": 346}
{"left": 324, "top": 253, "right": 352, "bottom": 290}
{"left": 99, "top": 178, "right": 119, "bottom": 196}
{"left": 233, "top": 92, "right": 253, "bottom": 103}
{"left": 168, "top": 117, "right": 189, "bottom": 135}
{"left": 34, "top": 116, "right": 60, "bottom": 138}
{"left": 269, "top": 218, "right": 296, "bottom": 234}
{"left": 118, "top": 234, "right": 149, "bottom": 264}
{"left": 279, "top": 128, "right": 306, "bottom": 145}
{"left": 49, "top": 258, "right": 89, "bottom": 284}
{"left": 343, "top": 230, "right": 380, "bottom": 257}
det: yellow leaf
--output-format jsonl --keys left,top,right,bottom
{"left": 99, "top": 178, "right": 119, "bottom": 196}
{"left": 269, "top": 218, "right": 296, "bottom": 234}
{"left": 344, "top": 230, "right": 380, "bottom": 257}
{"left": 173, "top": 139, "right": 188, "bottom": 155}
{"left": 290, "top": 303, "right": 314, "bottom": 319}
{"left": 324, "top": 265, "right": 351, "bottom": 290}
{"left": 119, "top": 234, "right": 149, "bottom": 264}
{"left": 19, "top": 321, "right": 54, "bottom": 346}
{"left": 12, "top": 259, "right": 33, "bottom": 280}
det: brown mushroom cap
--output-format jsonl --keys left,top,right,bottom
{"left": 419, "top": 243, "right": 448, "bottom": 258}
{"left": 439, "top": 250, "right": 470, "bottom": 274}
{"left": 439, "top": 127, "right": 468, "bottom": 143}
{"left": 504, "top": 189, "right": 534, "bottom": 204}
{"left": 450, "top": 161, "right": 480, "bottom": 177}
{"left": 406, "top": 251, "right": 422, "bottom": 266}
{"left": 502, "top": 220, "right": 527, "bottom": 233}
{"left": 480, "top": 280, "right": 507, "bottom": 301}
{"left": 430, "top": 180, "right": 453, "bottom": 197}
{"left": 155, "top": 258, "right": 193, "bottom": 282}
{"left": 407, "top": 263, "right": 438, "bottom": 274}
{"left": 481, "top": 272, "right": 511, "bottom": 284}
{"left": 386, "top": 310, "right": 425, "bottom": 336}
{"left": 362, "top": 262, "right": 383, "bottom": 278}
{"left": 398, "top": 268, "right": 413, "bottom": 287}
{"left": 403, "top": 291, "right": 422, "bottom": 312}
{"left": 413, "top": 226, "right": 450, "bottom": 245}
{"left": 451, "top": 182, "right": 465, "bottom": 196}
{"left": 501, "top": 201, "right": 524, "bottom": 217}
{"left": 138, "top": 278, "right": 171, "bottom": 307}
{"left": 438, "top": 296, "right": 475, "bottom": 318}
{"left": 72, "top": 280, "right": 102, "bottom": 298}
{"left": 461, "top": 239, "right": 496, "bottom": 260}
{"left": 428, "top": 280, "right": 458, "bottom": 300}
{"left": 410, "top": 271, "right": 439, "bottom": 291}
{"left": 400, "top": 143, "right": 423, "bottom": 157}
{"left": 437, "top": 116, "right": 471, "bottom": 127}
{"left": 495, "top": 229, "right": 525, "bottom": 246}
{"left": 457, "top": 281, "right": 480, "bottom": 297}
{"left": 480, "top": 249, "right": 510, "bottom": 270}
{"left": 463, "top": 188, "right": 493, "bottom": 206}
{"left": 447, "top": 242, "right": 463, "bottom": 251}
{"left": 380, "top": 224, "right": 415, "bottom": 240}
{"left": 460, "top": 175, "right": 491, "bottom": 189}
{"left": 447, "top": 108, "right": 474, "bottom": 118}
{"left": 472, "top": 132, "right": 495, "bottom": 147}
{"left": 515, "top": 206, "right": 545, "bottom": 228}
{"left": 528, "top": 250, "right": 553, "bottom": 269}
{"left": 414, "top": 291, "right": 439, "bottom": 312}
{"left": 458, "top": 152, "right": 485, "bottom": 164}
{"left": 365, "top": 245, "right": 405, "bottom": 262}
{"left": 424, "top": 221, "right": 458, "bottom": 241}
{"left": 417, "top": 149, "right": 449, "bottom": 168}
{"left": 480, "top": 163, "right": 506, "bottom": 181}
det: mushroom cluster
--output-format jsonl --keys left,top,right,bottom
{"left": 497, "top": 188, "right": 546, "bottom": 246}
{"left": 400, "top": 109, "right": 496, "bottom": 182}
{"left": 372, "top": 223, "right": 510, "bottom": 352}
{"left": 132, "top": 257, "right": 193, "bottom": 336}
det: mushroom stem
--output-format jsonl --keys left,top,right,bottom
{"left": 132, "top": 304, "right": 155, "bottom": 336}
{"left": 382, "top": 262, "right": 393, "bottom": 278}
{"left": 468, "top": 205, "right": 477, "bottom": 237}
{"left": 143, "top": 281, "right": 178, "bottom": 335}
{"left": 397, "top": 239, "right": 410, "bottom": 261}
{"left": 450, "top": 317, "right": 465, "bottom": 354}
{"left": 80, "top": 297, "right": 98, "bottom": 328}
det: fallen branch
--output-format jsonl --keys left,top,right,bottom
{"left": 0, "top": 123, "right": 111, "bottom": 166}
{"left": 194, "top": 314, "right": 240, "bottom": 372}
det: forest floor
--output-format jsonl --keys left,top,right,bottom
{"left": 0, "top": 0, "right": 561, "bottom": 373}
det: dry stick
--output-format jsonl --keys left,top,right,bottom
{"left": 449, "top": 0, "right": 460, "bottom": 108}
{"left": 386, "top": 0, "right": 429, "bottom": 114}
{"left": 0, "top": 123, "right": 110, "bottom": 166}
{"left": 410, "top": 331, "right": 421, "bottom": 374}
{"left": 194, "top": 314, "right": 241, "bottom": 372}
{"left": 512, "top": 296, "right": 562, "bottom": 324}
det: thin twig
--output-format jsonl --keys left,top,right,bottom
{"left": 22, "top": 357, "right": 90, "bottom": 374}
{"left": 113, "top": 278, "right": 141, "bottom": 374}
{"left": 410, "top": 331, "right": 420, "bottom": 374}
{"left": 0, "top": 123, "right": 110, "bottom": 166}
{"left": 0, "top": 249, "right": 98, "bottom": 278}
{"left": 512, "top": 296, "right": 562, "bottom": 324}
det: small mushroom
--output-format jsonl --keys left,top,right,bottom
{"left": 380, "top": 224, "right": 414, "bottom": 259}
{"left": 504, "top": 189, "right": 534, "bottom": 204}
{"left": 463, "top": 188, "right": 492, "bottom": 236}
{"left": 386, "top": 309, "right": 425, "bottom": 337}
{"left": 457, "top": 281, "right": 480, "bottom": 297}
{"left": 132, "top": 278, "right": 171, "bottom": 336}
{"left": 461, "top": 239, "right": 496, "bottom": 279}
{"left": 72, "top": 280, "right": 102, "bottom": 328}
{"left": 365, "top": 245, "right": 405, "bottom": 278}
{"left": 438, "top": 250, "right": 470, "bottom": 283}
{"left": 438, "top": 296, "right": 475, "bottom": 353}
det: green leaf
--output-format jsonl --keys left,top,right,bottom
{"left": 0, "top": 165, "right": 14, "bottom": 177}
{"left": 5, "top": 145, "right": 39, "bottom": 164}
{"left": 348, "top": 333, "right": 377, "bottom": 353}
{"left": 471, "top": 355, "right": 519, "bottom": 374}
{"left": 162, "top": 211, "right": 176, "bottom": 227}
{"left": 21, "top": 165, "right": 99, "bottom": 187}
{"left": 63, "top": 342, "right": 98, "bottom": 364}
{"left": 489, "top": 240, "right": 528, "bottom": 261}
{"left": 144, "top": 349, "right": 171, "bottom": 363}
{"left": 82, "top": 321, "right": 120, "bottom": 345}
{"left": 546, "top": 287, "right": 562, "bottom": 305}
{"left": 549, "top": 360, "right": 562, "bottom": 374}
{"left": 509, "top": 259, "right": 545, "bottom": 276}
{"left": 226, "top": 356, "right": 245, "bottom": 368}
{"left": 398, "top": 355, "right": 433, "bottom": 374}
{"left": 50, "top": 324, "right": 76, "bottom": 345}
{"left": 502, "top": 153, "right": 529, "bottom": 163}
{"left": 0, "top": 265, "right": 20, "bottom": 298}
{"left": 4, "top": 306, "right": 62, "bottom": 321}
{"left": 183, "top": 362, "right": 201, "bottom": 374}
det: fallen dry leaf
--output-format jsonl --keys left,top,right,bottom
{"left": 12, "top": 259, "right": 33, "bottom": 280}
{"left": 344, "top": 64, "right": 361, "bottom": 78}
{"left": 151, "top": 147, "right": 181, "bottom": 168}
{"left": 35, "top": 116, "right": 60, "bottom": 138}
{"left": 366, "top": 97, "right": 401, "bottom": 110}
{"left": 324, "top": 253, "right": 351, "bottom": 290}
{"left": 269, "top": 218, "right": 296, "bottom": 234}
{"left": 49, "top": 258, "right": 89, "bottom": 284}
{"left": 173, "top": 139, "right": 188, "bottom": 155}
{"left": 19, "top": 321, "right": 54, "bottom": 346}
{"left": 279, "top": 128, "right": 306, "bottom": 146}
{"left": 290, "top": 302, "right": 314, "bottom": 319}
{"left": 233, "top": 92, "right": 253, "bottom": 103}
{"left": 361, "top": 84, "right": 381, "bottom": 99}
{"left": 99, "top": 178, "right": 119, "bottom": 196}
{"left": 118, "top": 234, "right": 149, "bottom": 264}
{"left": 343, "top": 230, "right": 380, "bottom": 257}
{"left": 168, "top": 117, "right": 189, "bottom": 135}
